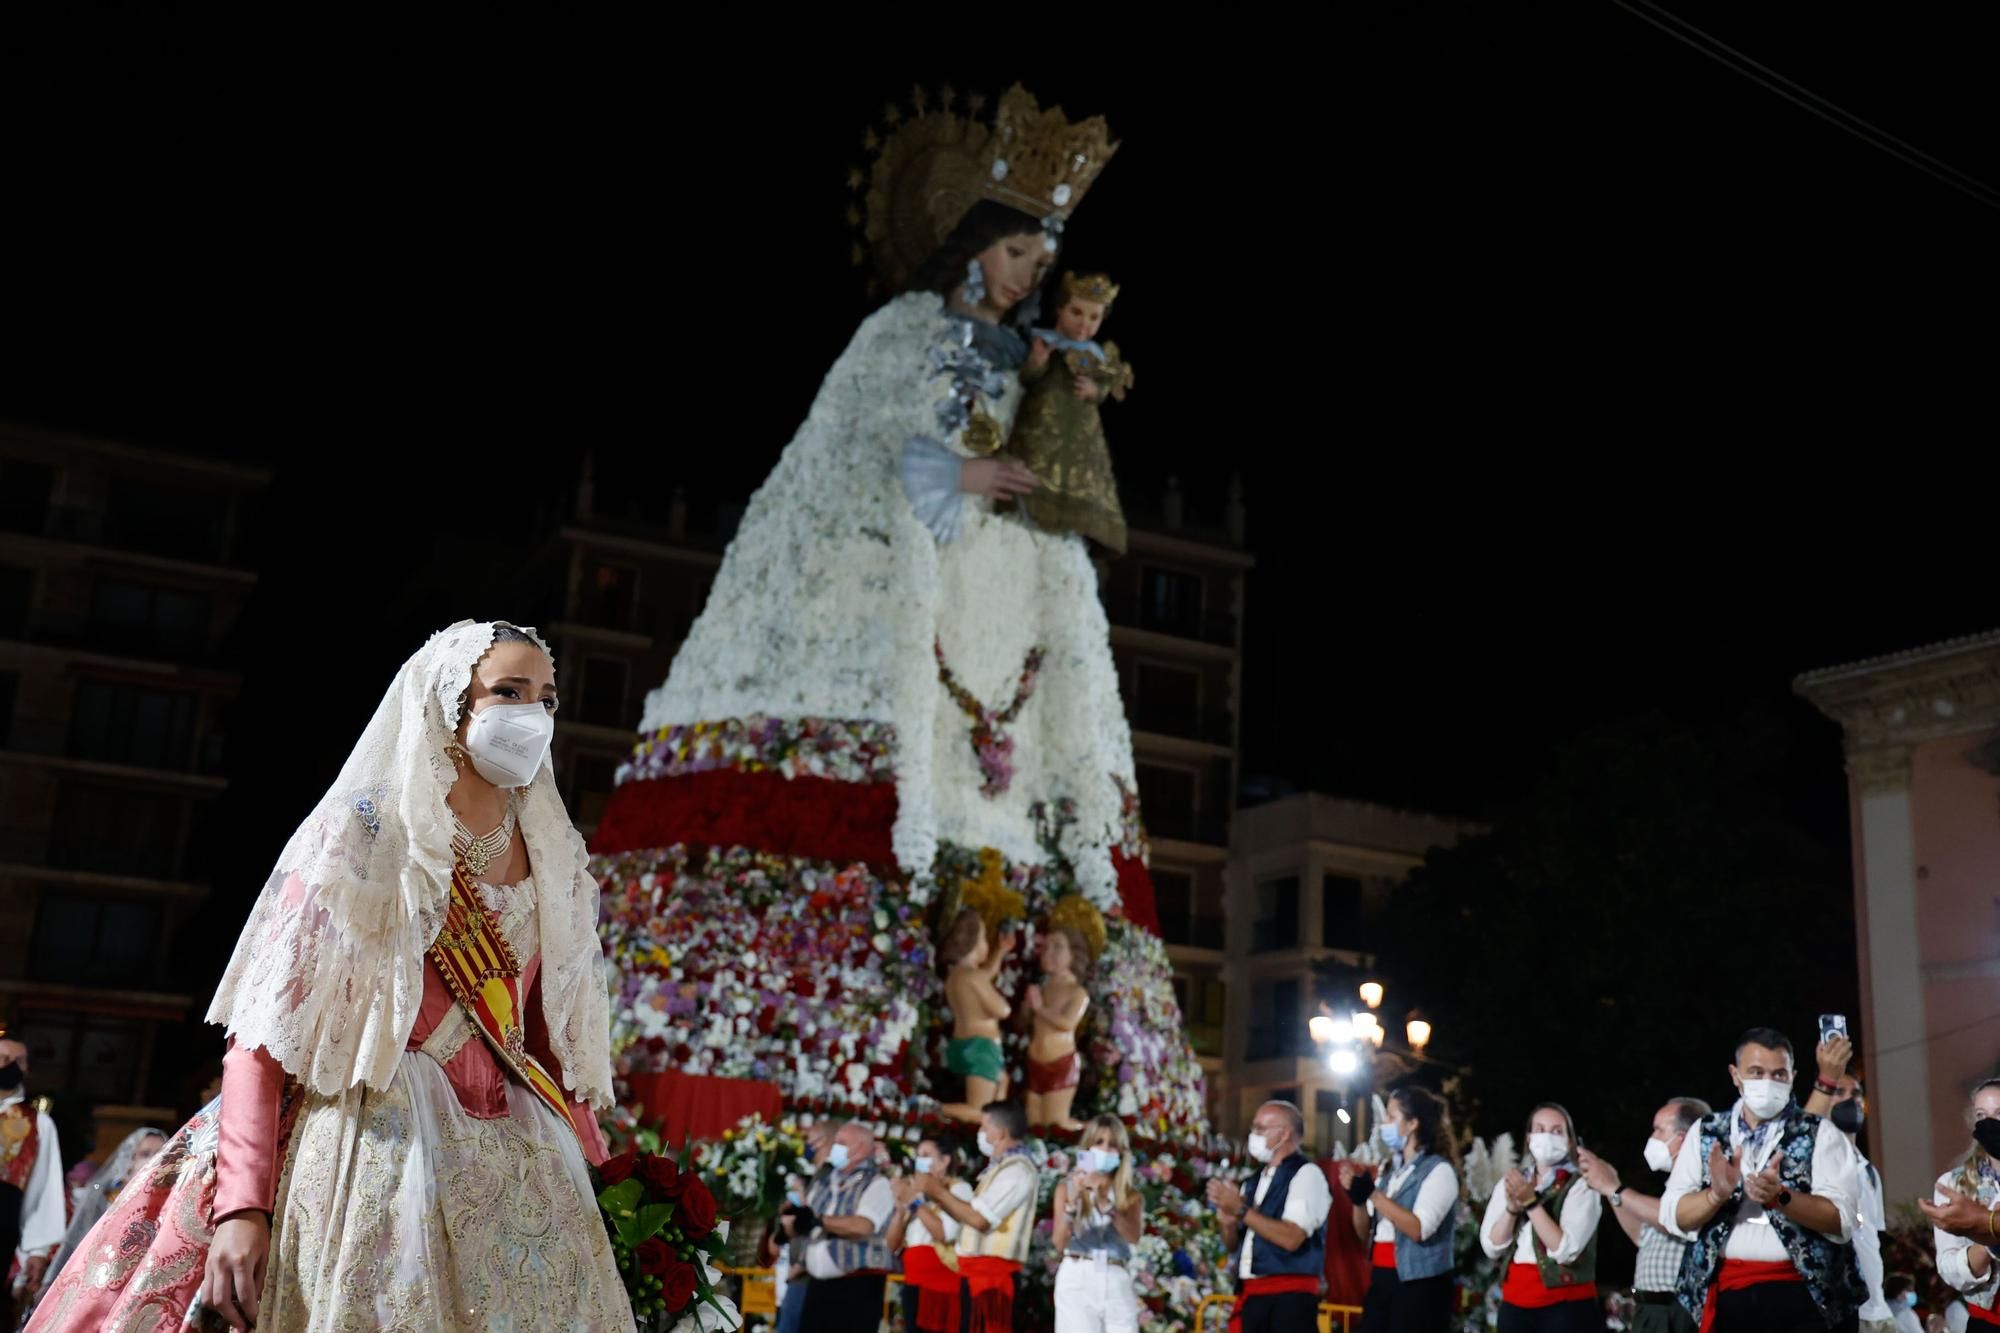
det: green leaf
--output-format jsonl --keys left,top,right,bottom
{"left": 617, "top": 1201, "right": 678, "bottom": 1249}
{"left": 597, "top": 1178, "right": 645, "bottom": 1215}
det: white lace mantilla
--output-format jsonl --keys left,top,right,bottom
{"left": 206, "top": 621, "right": 616, "bottom": 1107}
{"left": 639, "top": 294, "right": 1134, "bottom": 906}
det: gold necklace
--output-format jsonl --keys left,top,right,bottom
{"left": 451, "top": 800, "right": 517, "bottom": 879}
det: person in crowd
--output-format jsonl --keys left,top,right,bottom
{"left": 888, "top": 1137, "right": 974, "bottom": 1333}
{"left": 771, "top": 1119, "right": 836, "bottom": 1333}
{"left": 1578, "top": 1097, "right": 1711, "bottom": 1333}
{"left": 1926, "top": 1079, "right": 2000, "bottom": 1328}
{"left": 1883, "top": 1274, "right": 1923, "bottom": 1333}
{"left": 1802, "top": 1046, "right": 1894, "bottom": 1333}
{"left": 0, "top": 1036, "right": 63, "bottom": 1331}
{"left": 1341, "top": 1086, "right": 1462, "bottom": 1333}
{"left": 918, "top": 1101, "right": 1040, "bottom": 1332}
{"left": 1660, "top": 1025, "right": 1865, "bottom": 1333}
{"left": 1481, "top": 1102, "right": 1604, "bottom": 1331}
{"left": 790, "top": 1120, "right": 896, "bottom": 1327}
{"left": 1205, "top": 1099, "right": 1331, "bottom": 1332}
{"left": 1050, "top": 1113, "right": 1144, "bottom": 1333}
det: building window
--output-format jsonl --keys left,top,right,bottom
{"left": 1252, "top": 875, "right": 1301, "bottom": 953}
{"left": 569, "top": 753, "right": 619, "bottom": 830}
{"left": 1135, "top": 764, "right": 1196, "bottom": 842}
{"left": 1133, "top": 662, "right": 1200, "bottom": 737}
{"left": 24, "top": 1012, "right": 145, "bottom": 1105}
{"left": 583, "top": 561, "right": 639, "bottom": 632}
{"left": 1153, "top": 869, "right": 1193, "bottom": 945}
{"left": 30, "top": 894, "right": 163, "bottom": 987}
{"left": 48, "top": 783, "right": 193, "bottom": 880}
{"left": 1247, "top": 978, "right": 1301, "bottom": 1060}
{"left": 579, "top": 657, "right": 630, "bottom": 727}
{"left": 102, "top": 476, "right": 228, "bottom": 563}
{"left": 1140, "top": 566, "right": 1204, "bottom": 638}
{"left": 1323, "top": 874, "right": 1364, "bottom": 949}
{"left": 70, "top": 679, "right": 201, "bottom": 771}
{"left": 0, "top": 460, "right": 55, "bottom": 535}
{"left": 89, "top": 579, "right": 212, "bottom": 660}
{"left": 0, "top": 565, "right": 30, "bottom": 638}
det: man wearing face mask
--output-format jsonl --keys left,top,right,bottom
{"left": 794, "top": 1121, "right": 897, "bottom": 1328}
{"left": 1577, "top": 1097, "right": 1711, "bottom": 1333}
{"left": 0, "top": 1036, "right": 64, "bottom": 1333}
{"left": 919, "top": 1102, "right": 1040, "bottom": 1332}
{"left": 1205, "top": 1100, "right": 1331, "bottom": 1331}
{"left": 1660, "top": 1026, "right": 1867, "bottom": 1333}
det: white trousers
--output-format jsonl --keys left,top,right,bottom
{"left": 1054, "top": 1254, "right": 1140, "bottom": 1333}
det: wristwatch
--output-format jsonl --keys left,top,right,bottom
{"left": 1608, "top": 1189, "right": 1625, "bottom": 1209}
{"left": 1775, "top": 1188, "right": 1793, "bottom": 1209}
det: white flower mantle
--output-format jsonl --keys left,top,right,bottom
{"left": 639, "top": 292, "right": 1137, "bottom": 909}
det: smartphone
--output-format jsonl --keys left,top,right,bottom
{"left": 1819, "top": 1013, "right": 1848, "bottom": 1044}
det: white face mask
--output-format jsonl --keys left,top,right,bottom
{"left": 827, "top": 1143, "right": 851, "bottom": 1171}
{"left": 1643, "top": 1136, "right": 1676, "bottom": 1173}
{"left": 1082, "top": 1148, "right": 1120, "bottom": 1175}
{"left": 977, "top": 1131, "right": 995, "bottom": 1159}
{"left": 1739, "top": 1078, "right": 1792, "bottom": 1121}
{"left": 1247, "top": 1132, "right": 1275, "bottom": 1164}
{"left": 913, "top": 1154, "right": 936, "bottom": 1176}
{"left": 1528, "top": 1132, "right": 1569, "bottom": 1167}
{"left": 461, "top": 700, "right": 553, "bottom": 789}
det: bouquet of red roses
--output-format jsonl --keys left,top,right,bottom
{"left": 594, "top": 1146, "right": 738, "bottom": 1331}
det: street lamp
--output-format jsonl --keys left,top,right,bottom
{"left": 1406, "top": 1018, "right": 1432, "bottom": 1054}
{"left": 1351, "top": 1011, "right": 1381, "bottom": 1042}
{"left": 1359, "top": 981, "right": 1384, "bottom": 1010}
{"left": 1329, "top": 1047, "right": 1359, "bottom": 1075}
{"left": 1308, "top": 1015, "right": 1336, "bottom": 1044}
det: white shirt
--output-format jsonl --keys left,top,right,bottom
{"left": 1479, "top": 1167, "right": 1602, "bottom": 1266}
{"left": 1237, "top": 1160, "right": 1333, "bottom": 1279}
{"left": 972, "top": 1157, "right": 1038, "bottom": 1233}
{"left": 805, "top": 1172, "right": 897, "bottom": 1279}
{"left": 1371, "top": 1158, "right": 1460, "bottom": 1243}
{"left": 1893, "top": 1306, "right": 1923, "bottom": 1333}
{"left": 1852, "top": 1153, "right": 1891, "bottom": 1320}
{"left": 1947, "top": 1298, "right": 1971, "bottom": 1333}
{"left": 1658, "top": 1103, "right": 1857, "bottom": 1263}
{"left": 1934, "top": 1169, "right": 2000, "bottom": 1311}
{"left": 3, "top": 1092, "right": 65, "bottom": 1254}
{"left": 907, "top": 1179, "right": 974, "bottom": 1250}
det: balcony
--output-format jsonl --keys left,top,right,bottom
{"left": 1101, "top": 592, "right": 1237, "bottom": 648}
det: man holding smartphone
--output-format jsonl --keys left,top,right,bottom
{"left": 1803, "top": 1019, "right": 1896, "bottom": 1333}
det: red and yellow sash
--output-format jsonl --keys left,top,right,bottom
{"left": 427, "top": 860, "right": 578, "bottom": 1145}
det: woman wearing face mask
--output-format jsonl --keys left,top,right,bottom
{"left": 1341, "top": 1087, "right": 1463, "bottom": 1333}
{"left": 1931, "top": 1079, "right": 2000, "bottom": 1326}
{"left": 29, "top": 623, "right": 634, "bottom": 1333}
{"left": 889, "top": 1140, "right": 975, "bottom": 1333}
{"left": 1051, "top": 1114, "right": 1145, "bottom": 1333}
{"left": 1480, "top": 1103, "right": 1606, "bottom": 1332}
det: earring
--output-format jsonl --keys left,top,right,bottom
{"left": 963, "top": 257, "right": 987, "bottom": 306}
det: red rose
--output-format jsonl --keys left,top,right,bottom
{"left": 634, "top": 1236, "right": 672, "bottom": 1278}
{"left": 598, "top": 1151, "right": 638, "bottom": 1187}
{"left": 661, "top": 1258, "right": 699, "bottom": 1311}
{"left": 676, "top": 1176, "right": 718, "bottom": 1240}
{"left": 637, "top": 1154, "right": 680, "bottom": 1200}
{"left": 672, "top": 1043, "right": 694, "bottom": 1064}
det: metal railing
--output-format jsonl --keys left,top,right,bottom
{"left": 1193, "top": 1294, "right": 1362, "bottom": 1333}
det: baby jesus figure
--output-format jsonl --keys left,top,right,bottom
{"left": 1024, "top": 924, "right": 1091, "bottom": 1131}
{"left": 1005, "top": 271, "right": 1135, "bottom": 555}
{"left": 938, "top": 908, "right": 1017, "bottom": 1125}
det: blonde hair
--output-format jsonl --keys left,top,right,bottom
{"left": 1082, "top": 1113, "right": 1140, "bottom": 1208}
{"left": 1957, "top": 1078, "right": 2000, "bottom": 1195}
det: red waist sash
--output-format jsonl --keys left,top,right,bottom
{"left": 1371, "top": 1241, "right": 1398, "bottom": 1269}
{"left": 958, "top": 1256, "right": 1020, "bottom": 1333}
{"left": 903, "top": 1245, "right": 963, "bottom": 1333}
{"left": 1227, "top": 1275, "right": 1323, "bottom": 1333}
{"left": 1967, "top": 1301, "right": 2000, "bottom": 1326}
{"left": 1501, "top": 1262, "right": 1598, "bottom": 1309}
{"left": 1699, "top": 1258, "right": 1802, "bottom": 1333}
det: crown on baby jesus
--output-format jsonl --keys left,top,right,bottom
{"left": 1060, "top": 272, "right": 1120, "bottom": 307}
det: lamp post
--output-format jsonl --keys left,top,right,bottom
{"left": 1406, "top": 1017, "right": 1432, "bottom": 1056}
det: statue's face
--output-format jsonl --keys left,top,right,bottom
{"left": 1041, "top": 931, "right": 1071, "bottom": 976}
{"left": 1054, "top": 297, "right": 1105, "bottom": 342}
{"left": 973, "top": 230, "right": 1050, "bottom": 315}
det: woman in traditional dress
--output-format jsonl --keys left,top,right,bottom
{"left": 29, "top": 621, "right": 634, "bottom": 1333}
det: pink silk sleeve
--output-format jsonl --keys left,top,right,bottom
{"left": 214, "top": 1038, "right": 285, "bottom": 1220}
{"left": 524, "top": 961, "right": 610, "bottom": 1165}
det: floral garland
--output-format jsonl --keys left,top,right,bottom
{"left": 935, "top": 641, "right": 1046, "bottom": 797}
{"left": 616, "top": 715, "right": 897, "bottom": 788}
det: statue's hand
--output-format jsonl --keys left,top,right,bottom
{"left": 961, "top": 458, "right": 1037, "bottom": 499}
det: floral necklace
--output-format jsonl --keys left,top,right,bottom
{"left": 936, "top": 641, "right": 1046, "bottom": 797}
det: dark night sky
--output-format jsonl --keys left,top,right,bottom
{"left": 7, "top": 7, "right": 1998, "bottom": 858}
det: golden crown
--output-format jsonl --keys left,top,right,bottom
{"left": 854, "top": 84, "right": 1120, "bottom": 293}
{"left": 1060, "top": 272, "right": 1120, "bottom": 307}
